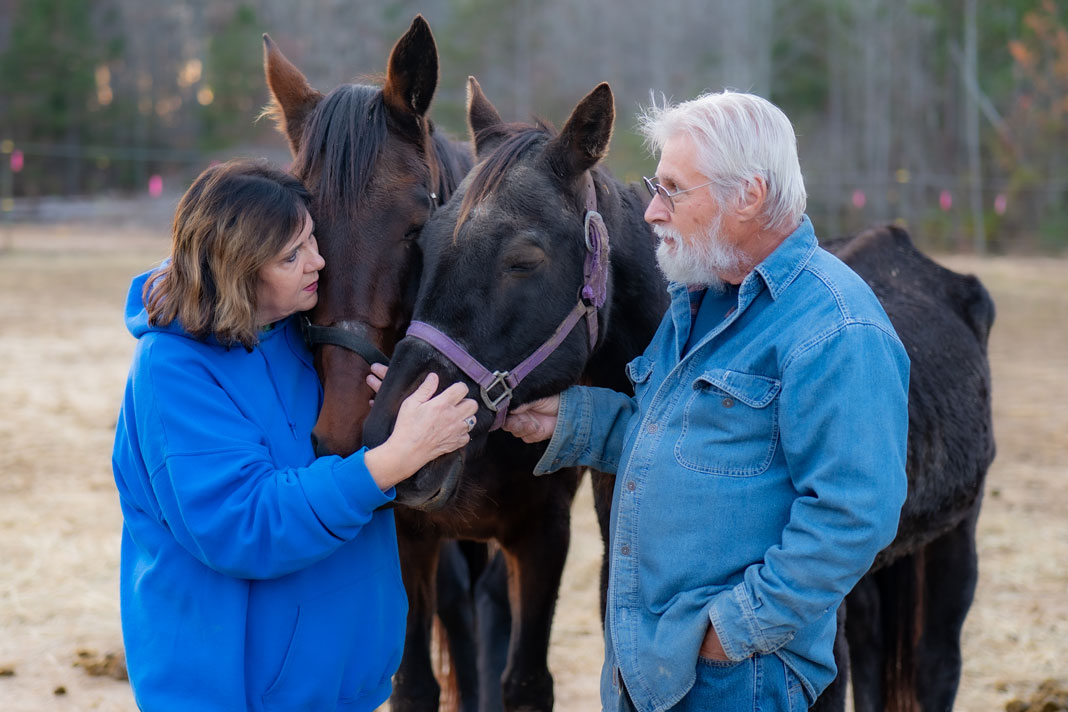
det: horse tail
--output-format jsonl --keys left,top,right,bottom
{"left": 881, "top": 549, "right": 925, "bottom": 712}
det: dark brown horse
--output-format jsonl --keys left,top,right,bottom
{"left": 263, "top": 19, "right": 469, "bottom": 458}
{"left": 263, "top": 17, "right": 560, "bottom": 712}
{"left": 262, "top": 17, "right": 495, "bottom": 712}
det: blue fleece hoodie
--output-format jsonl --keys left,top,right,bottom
{"left": 112, "top": 268, "right": 406, "bottom": 711}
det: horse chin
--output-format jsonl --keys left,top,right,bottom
{"left": 394, "top": 452, "right": 464, "bottom": 512}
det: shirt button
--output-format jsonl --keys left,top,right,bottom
{"left": 626, "top": 480, "right": 636, "bottom": 492}
{"left": 722, "top": 397, "right": 735, "bottom": 408}
{"left": 647, "top": 422, "right": 658, "bottom": 433}
{"left": 620, "top": 544, "right": 631, "bottom": 556}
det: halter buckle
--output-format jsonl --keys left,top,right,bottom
{"left": 480, "top": 371, "right": 513, "bottom": 411}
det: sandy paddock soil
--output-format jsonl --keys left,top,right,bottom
{"left": 0, "top": 223, "right": 1065, "bottom": 711}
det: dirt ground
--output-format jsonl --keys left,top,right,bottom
{"left": 0, "top": 223, "right": 1065, "bottom": 711}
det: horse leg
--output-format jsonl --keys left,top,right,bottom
{"left": 845, "top": 572, "right": 886, "bottom": 712}
{"left": 498, "top": 488, "right": 576, "bottom": 711}
{"left": 474, "top": 548, "right": 511, "bottom": 712}
{"left": 436, "top": 540, "right": 482, "bottom": 712}
{"left": 590, "top": 469, "right": 615, "bottom": 626}
{"left": 811, "top": 603, "right": 849, "bottom": 712}
{"left": 914, "top": 504, "right": 980, "bottom": 712}
{"left": 392, "top": 528, "right": 444, "bottom": 712}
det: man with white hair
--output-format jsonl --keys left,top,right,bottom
{"left": 504, "top": 91, "right": 910, "bottom": 711}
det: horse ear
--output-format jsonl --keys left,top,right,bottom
{"left": 262, "top": 34, "right": 324, "bottom": 156}
{"left": 466, "top": 76, "right": 505, "bottom": 158}
{"left": 545, "top": 82, "right": 615, "bottom": 179}
{"left": 382, "top": 15, "right": 438, "bottom": 130}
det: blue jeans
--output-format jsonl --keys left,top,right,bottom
{"left": 623, "top": 654, "right": 807, "bottom": 712}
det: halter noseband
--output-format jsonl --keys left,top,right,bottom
{"left": 406, "top": 172, "right": 610, "bottom": 431}
{"left": 301, "top": 190, "right": 443, "bottom": 367}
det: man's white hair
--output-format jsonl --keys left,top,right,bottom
{"left": 638, "top": 90, "right": 806, "bottom": 233}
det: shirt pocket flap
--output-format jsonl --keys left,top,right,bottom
{"left": 626, "top": 356, "right": 655, "bottom": 386}
{"left": 693, "top": 368, "right": 781, "bottom": 408}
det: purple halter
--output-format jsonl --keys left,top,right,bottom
{"left": 406, "top": 172, "right": 610, "bottom": 431}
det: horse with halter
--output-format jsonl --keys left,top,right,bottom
{"left": 364, "top": 78, "right": 667, "bottom": 711}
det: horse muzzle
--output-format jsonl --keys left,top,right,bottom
{"left": 393, "top": 451, "right": 465, "bottom": 511}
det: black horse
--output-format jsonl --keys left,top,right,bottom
{"left": 815, "top": 226, "right": 995, "bottom": 712}
{"left": 364, "top": 79, "right": 667, "bottom": 711}
{"left": 368, "top": 77, "right": 996, "bottom": 711}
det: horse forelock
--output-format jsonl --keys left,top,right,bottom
{"left": 291, "top": 84, "right": 389, "bottom": 227}
{"left": 454, "top": 123, "right": 553, "bottom": 241}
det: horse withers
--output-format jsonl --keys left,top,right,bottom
{"left": 363, "top": 79, "right": 667, "bottom": 711}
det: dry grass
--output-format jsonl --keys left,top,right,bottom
{"left": 0, "top": 224, "right": 1064, "bottom": 711}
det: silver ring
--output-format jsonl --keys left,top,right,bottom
{"left": 464, "top": 416, "right": 476, "bottom": 432}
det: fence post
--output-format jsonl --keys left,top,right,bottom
{"left": 1, "top": 139, "right": 14, "bottom": 253}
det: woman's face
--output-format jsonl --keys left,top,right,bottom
{"left": 254, "top": 210, "right": 325, "bottom": 326}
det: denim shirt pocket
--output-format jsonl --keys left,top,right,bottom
{"left": 674, "top": 368, "right": 781, "bottom": 476}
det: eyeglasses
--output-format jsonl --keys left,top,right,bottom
{"left": 643, "top": 176, "right": 716, "bottom": 213}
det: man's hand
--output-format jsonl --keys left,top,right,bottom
{"left": 698, "top": 623, "right": 729, "bottom": 661}
{"left": 502, "top": 395, "right": 560, "bottom": 443}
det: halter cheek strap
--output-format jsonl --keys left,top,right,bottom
{"left": 407, "top": 171, "right": 610, "bottom": 431}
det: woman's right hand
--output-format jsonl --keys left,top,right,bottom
{"left": 364, "top": 372, "right": 478, "bottom": 491}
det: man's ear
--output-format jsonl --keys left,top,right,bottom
{"left": 736, "top": 176, "right": 768, "bottom": 223}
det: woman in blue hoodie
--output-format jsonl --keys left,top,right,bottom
{"left": 112, "top": 159, "right": 478, "bottom": 711}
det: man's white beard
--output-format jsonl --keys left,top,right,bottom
{"left": 654, "top": 219, "right": 746, "bottom": 292}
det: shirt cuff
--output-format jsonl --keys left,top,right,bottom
{"left": 532, "top": 386, "right": 591, "bottom": 475}
{"left": 707, "top": 583, "right": 781, "bottom": 661}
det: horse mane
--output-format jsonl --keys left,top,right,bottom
{"left": 290, "top": 84, "right": 389, "bottom": 227}
{"left": 428, "top": 125, "right": 471, "bottom": 206}
{"left": 454, "top": 122, "right": 553, "bottom": 239}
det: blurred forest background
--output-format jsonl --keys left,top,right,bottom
{"left": 2, "top": 0, "right": 1068, "bottom": 253}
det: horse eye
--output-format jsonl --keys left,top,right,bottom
{"left": 505, "top": 260, "right": 542, "bottom": 274}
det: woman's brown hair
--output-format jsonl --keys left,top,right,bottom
{"left": 144, "top": 159, "right": 312, "bottom": 349}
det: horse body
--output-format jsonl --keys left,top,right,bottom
{"left": 818, "top": 226, "right": 995, "bottom": 712}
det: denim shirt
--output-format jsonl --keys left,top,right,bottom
{"left": 534, "top": 216, "right": 909, "bottom": 711}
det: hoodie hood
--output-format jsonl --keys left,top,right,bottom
{"left": 124, "top": 265, "right": 286, "bottom": 348}
{"left": 124, "top": 266, "right": 190, "bottom": 341}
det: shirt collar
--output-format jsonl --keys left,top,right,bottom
{"left": 749, "top": 214, "right": 817, "bottom": 300}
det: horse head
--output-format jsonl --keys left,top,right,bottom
{"left": 364, "top": 78, "right": 620, "bottom": 510}
{"left": 263, "top": 16, "right": 470, "bottom": 457}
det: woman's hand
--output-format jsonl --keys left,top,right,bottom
{"left": 364, "top": 371, "right": 478, "bottom": 490}
{"left": 502, "top": 395, "right": 560, "bottom": 443}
